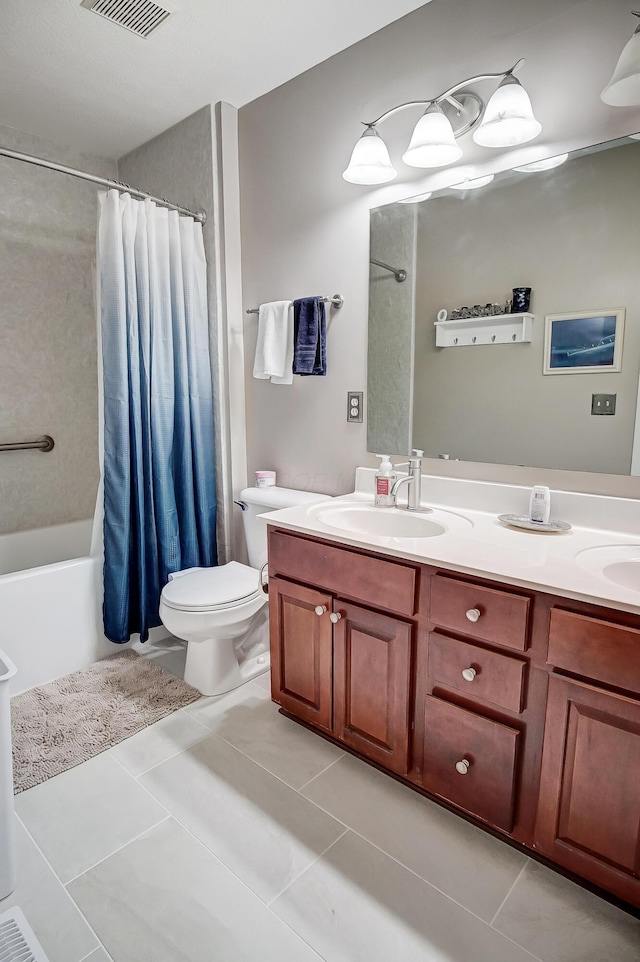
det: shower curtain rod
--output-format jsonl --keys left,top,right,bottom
{"left": 0, "top": 146, "right": 207, "bottom": 224}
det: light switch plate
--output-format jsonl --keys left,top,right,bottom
{"left": 591, "top": 393, "right": 616, "bottom": 415}
{"left": 347, "top": 391, "right": 363, "bottom": 422}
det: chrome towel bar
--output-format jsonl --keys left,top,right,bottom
{"left": 246, "top": 294, "right": 344, "bottom": 315}
{"left": 0, "top": 435, "right": 55, "bottom": 453}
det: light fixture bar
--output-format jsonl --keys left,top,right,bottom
{"left": 342, "top": 58, "right": 539, "bottom": 185}
{"left": 363, "top": 60, "right": 524, "bottom": 128}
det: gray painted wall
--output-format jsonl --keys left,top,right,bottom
{"left": 0, "top": 124, "right": 114, "bottom": 534}
{"left": 412, "top": 142, "right": 640, "bottom": 474}
{"left": 238, "top": 0, "right": 640, "bottom": 497}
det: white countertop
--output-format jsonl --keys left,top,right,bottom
{"left": 263, "top": 468, "right": 640, "bottom": 616}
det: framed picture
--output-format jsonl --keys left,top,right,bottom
{"left": 543, "top": 309, "right": 625, "bottom": 375}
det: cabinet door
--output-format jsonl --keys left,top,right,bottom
{"left": 269, "top": 577, "right": 333, "bottom": 731}
{"left": 535, "top": 674, "right": 640, "bottom": 907}
{"left": 333, "top": 601, "right": 412, "bottom": 774}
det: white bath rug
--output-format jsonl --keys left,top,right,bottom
{"left": 11, "top": 650, "right": 201, "bottom": 793}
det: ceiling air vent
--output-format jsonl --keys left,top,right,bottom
{"left": 80, "top": 0, "right": 174, "bottom": 38}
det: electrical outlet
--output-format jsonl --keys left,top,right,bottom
{"left": 591, "top": 393, "right": 616, "bottom": 415}
{"left": 347, "top": 391, "right": 363, "bottom": 422}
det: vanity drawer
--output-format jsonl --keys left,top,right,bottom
{"left": 430, "top": 574, "right": 530, "bottom": 651}
{"left": 548, "top": 608, "right": 640, "bottom": 696}
{"left": 428, "top": 632, "right": 526, "bottom": 714}
{"left": 268, "top": 530, "right": 418, "bottom": 616}
{"left": 422, "top": 695, "right": 520, "bottom": 832}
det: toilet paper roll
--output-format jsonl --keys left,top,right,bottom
{"left": 437, "top": 308, "right": 448, "bottom": 323}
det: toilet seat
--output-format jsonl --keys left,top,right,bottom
{"left": 160, "top": 561, "right": 262, "bottom": 613}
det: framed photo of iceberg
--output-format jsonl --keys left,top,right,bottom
{"left": 543, "top": 309, "right": 625, "bottom": 375}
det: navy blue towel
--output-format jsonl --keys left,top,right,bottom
{"left": 292, "top": 296, "right": 326, "bottom": 376}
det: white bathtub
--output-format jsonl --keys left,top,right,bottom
{"left": 0, "top": 520, "right": 115, "bottom": 695}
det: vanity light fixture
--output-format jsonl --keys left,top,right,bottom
{"left": 602, "top": 11, "right": 640, "bottom": 105}
{"left": 514, "top": 153, "right": 569, "bottom": 172}
{"left": 449, "top": 174, "right": 495, "bottom": 191}
{"left": 342, "top": 59, "right": 542, "bottom": 185}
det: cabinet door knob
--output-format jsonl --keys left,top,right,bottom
{"left": 314, "top": 605, "right": 327, "bottom": 616}
{"left": 461, "top": 667, "right": 477, "bottom": 682}
{"left": 455, "top": 758, "right": 471, "bottom": 775}
{"left": 465, "top": 607, "right": 481, "bottom": 623}
{"left": 329, "top": 612, "right": 343, "bottom": 624}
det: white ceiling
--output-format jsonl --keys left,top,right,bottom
{"left": 0, "top": 0, "right": 430, "bottom": 160}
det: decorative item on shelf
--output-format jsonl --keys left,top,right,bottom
{"left": 342, "top": 59, "right": 542, "bottom": 185}
{"left": 512, "top": 287, "right": 532, "bottom": 312}
{"left": 601, "top": 10, "right": 640, "bottom": 106}
{"left": 449, "top": 302, "right": 506, "bottom": 320}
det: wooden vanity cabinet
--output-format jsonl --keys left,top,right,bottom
{"left": 267, "top": 526, "right": 640, "bottom": 911}
{"left": 269, "top": 577, "right": 333, "bottom": 731}
{"left": 268, "top": 531, "right": 416, "bottom": 775}
{"left": 534, "top": 607, "right": 640, "bottom": 906}
{"left": 416, "top": 572, "right": 538, "bottom": 837}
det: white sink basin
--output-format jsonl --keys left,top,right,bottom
{"left": 574, "top": 544, "right": 640, "bottom": 592}
{"left": 308, "top": 501, "right": 473, "bottom": 539}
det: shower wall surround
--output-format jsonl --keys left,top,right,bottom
{"left": 0, "top": 124, "right": 115, "bottom": 535}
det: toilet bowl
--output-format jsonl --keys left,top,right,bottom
{"left": 159, "top": 486, "right": 327, "bottom": 696}
{"left": 159, "top": 561, "right": 268, "bottom": 696}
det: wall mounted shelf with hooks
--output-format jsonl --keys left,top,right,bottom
{"left": 434, "top": 312, "right": 534, "bottom": 347}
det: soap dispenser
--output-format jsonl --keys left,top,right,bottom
{"left": 374, "top": 455, "right": 397, "bottom": 507}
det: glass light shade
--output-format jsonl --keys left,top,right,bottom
{"left": 449, "top": 174, "right": 495, "bottom": 191}
{"left": 401, "top": 104, "right": 463, "bottom": 168}
{"left": 602, "top": 28, "right": 640, "bottom": 106}
{"left": 342, "top": 127, "right": 397, "bottom": 185}
{"left": 473, "top": 77, "right": 542, "bottom": 148}
{"left": 514, "top": 153, "right": 569, "bottom": 172}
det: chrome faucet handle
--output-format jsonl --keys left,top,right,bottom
{"left": 410, "top": 448, "right": 424, "bottom": 461}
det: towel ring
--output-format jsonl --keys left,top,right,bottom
{"left": 260, "top": 562, "right": 269, "bottom": 595}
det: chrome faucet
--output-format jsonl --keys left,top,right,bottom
{"left": 390, "top": 449, "right": 424, "bottom": 510}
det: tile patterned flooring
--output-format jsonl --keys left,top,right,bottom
{"left": 2, "top": 666, "right": 639, "bottom": 962}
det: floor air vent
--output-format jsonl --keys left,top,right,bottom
{"left": 0, "top": 908, "right": 51, "bottom": 962}
{"left": 80, "top": 0, "right": 174, "bottom": 38}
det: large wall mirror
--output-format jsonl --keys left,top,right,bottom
{"left": 367, "top": 135, "right": 640, "bottom": 475}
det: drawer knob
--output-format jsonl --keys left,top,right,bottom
{"left": 465, "top": 607, "right": 481, "bottom": 623}
{"left": 314, "top": 605, "right": 327, "bottom": 616}
{"left": 329, "top": 612, "right": 343, "bottom": 624}
{"left": 461, "top": 667, "right": 477, "bottom": 682}
{"left": 455, "top": 758, "right": 471, "bottom": 775}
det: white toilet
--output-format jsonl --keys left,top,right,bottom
{"left": 159, "top": 486, "right": 326, "bottom": 696}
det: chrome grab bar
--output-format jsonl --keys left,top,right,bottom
{"left": 0, "top": 435, "right": 54, "bottom": 453}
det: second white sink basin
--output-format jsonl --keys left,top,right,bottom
{"left": 309, "top": 501, "right": 473, "bottom": 539}
{"left": 575, "top": 544, "right": 640, "bottom": 592}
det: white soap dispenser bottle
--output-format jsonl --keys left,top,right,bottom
{"left": 374, "top": 455, "right": 397, "bottom": 507}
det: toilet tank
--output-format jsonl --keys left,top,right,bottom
{"left": 239, "top": 486, "right": 327, "bottom": 570}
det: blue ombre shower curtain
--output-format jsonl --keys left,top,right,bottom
{"left": 98, "top": 189, "right": 217, "bottom": 642}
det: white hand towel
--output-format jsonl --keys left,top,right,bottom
{"left": 252, "top": 300, "right": 294, "bottom": 384}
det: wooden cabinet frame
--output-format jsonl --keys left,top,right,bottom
{"left": 267, "top": 526, "right": 640, "bottom": 913}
